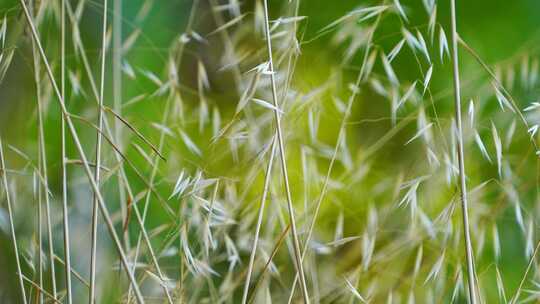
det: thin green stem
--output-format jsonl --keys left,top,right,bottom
{"left": 127, "top": 0, "right": 199, "bottom": 301}
{"left": 241, "top": 135, "right": 277, "bottom": 304}
{"left": 287, "top": 11, "right": 382, "bottom": 303}
{"left": 0, "top": 138, "right": 27, "bottom": 304}
{"left": 450, "top": 0, "right": 477, "bottom": 303}
{"left": 261, "top": 0, "right": 310, "bottom": 302}
{"left": 60, "top": 0, "right": 72, "bottom": 302}
{"left": 18, "top": 0, "right": 145, "bottom": 302}
{"left": 510, "top": 239, "right": 540, "bottom": 304}
{"left": 89, "top": 0, "right": 108, "bottom": 302}
{"left": 30, "top": 13, "right": 57, "bottom": 299}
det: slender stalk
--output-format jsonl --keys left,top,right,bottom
{"left": 30, "top": 11, "right": 57, "bottom": 299}
{"left": 247, "top": 224, "right": 292, "bottom": 304}
{"left": 60, "top": 0, "right": 73, "bottom": 302}
{"left": 36, "top": 168, "right": 43, "bottom": 304}
{"left": 57, "top": 7, "right": 172, "bottom": 299}
{"left": 54, "top": 255, "right": 90, "bottom": 288}
{"left": 127, "top": 101, "right": 172, "bottom": 304}
{"left": 113, "top": 0, "right": 122, "bottom": 139}
{"left": 510, "top": 239, "right": 540, "bottom": 304}
{"left": 241, "top": 135, "right": 277, "bottom": 304}
{"left": 287, "top": 11, "right": 382, "bottom": 303}
{"left": 449, "top": 0, "right": 477, "bottom": 303}
{"left": 39, "top": 73, "right": 58, "bottom": 303}
{"left": 109, "top": 151, "right": 174, "bottom": 303}
{"left": 112, "top": 0, "right": 130, "bottom": 262}
{"left": 55, "top": 10, "right": 174, "bottom": 303}
{"left": 20, "top": 274, "right": 60, "bottom": 304}
{"left": 18, "top": 1, "right": 145, "bottom": 302}
{"left": 0, "top": 138, "right": 27, "bottom": 304}
{"left": 130, "top": 193, "right": 175, "bottom": 303}
{"left": 244, "top": 2, "right": 300, "bottom": 302}
{"left": 261, "top": 0, "right": 310, "bottom": 303}
{"left": 30, "top": 15, "right": 44, "bottom": 296}
{"left": 98, "top": 116, "right": 174, "bottom": 303}
{"left": 128, "top": 0, "right": 199, "bottom": 300}
{"left": 89, "top": 0, "right": 108, "bottom": 301}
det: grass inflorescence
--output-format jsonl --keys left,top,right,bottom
{"left": 0, "top": 0, "right": 540, "bottom": 303}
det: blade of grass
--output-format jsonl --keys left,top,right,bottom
{"left": 29, "top": 10, "right": 57, "bottom": 298}
{"left": 64, "top": 1, "right": 174, "bottom": 219}
{"left": 36, "top": 164, "right": 43, "bottom": 303}
{"left": 241, "top": 135, "right": 277, "bottom": 304}
{"left": 60, "top": 0, "right": 72, "bottom": 302}
{"left": 287, "top": 9, "right": 382, "bottom": 303}
{"left": 128, "top": 0, "right": 199, "bottom": 301}
{"left": 54, "top": 255, "right": 90, "bottom": 288}
{"left": 107, "top": 150, "right": 175, "bottom": 303}
{"left": 112, "top": 0, "right": 127, "bottom": 256}
{"left": 247, "top": 223, "right": 291, "bottom": 304}
{"left": 261, "top": 0, "right": 310, "bottom": 302}
{"left": 509, "top": 239, "right": 540, "bottom": 304}
{"left": 89, "top": 0, "right": 109, "bottom": 301}
{"left": 20, "top": 274, "right": 60, "bottom": 304}
{"left": 18, "top": 1, "right": 145, "bottom": 302}
{"left": 0, "top": 137, "right": 27, "bottom": 304}
{"left": 98, "top": 122, "right": 175, "bottom": 302}
{"left": 450, "top": 0, "right": 477, "bottom": 302}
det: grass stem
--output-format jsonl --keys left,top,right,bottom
{"left": 0, "top": 138, "right": 27, "bottom": 304}
{"left": 18, "top": 0, "right": 145, "bottom": 302}
{"left": 261, "top": 0, "right": 310, "bottom": 302}
{"left": 450, "top": 0, "right": 478, "bottom": 302}
{"left": 60, "top": 0, "right": 73, "bottom": 302}
{"left": 89, "top": 0, "right": 109, "bottom": 301}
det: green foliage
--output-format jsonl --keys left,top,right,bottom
{"left": 0, "top": 0, "right": 540, "bottom": 303}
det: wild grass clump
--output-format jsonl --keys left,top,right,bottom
{"left": 0, "top": 0, "right": 539, "bottom": 303}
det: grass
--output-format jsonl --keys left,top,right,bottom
{"left": 0, "top": 0, "right": 540, "bottom": 303}
{"left": 89, "top": 0, "right": 108, "bottom": 301}
{"left": 0, "top": 137, "right": 27, "bottom": 303}
{"left": 17, "top": 0, "right": 144, "bottom": 301}
{"left": 261, "top": 0, "right": 310, "bottom": 302}
{"left": 449, "top": 0, "right": 477, "bottom": 302}
{"left": 60, "top": 0, "right": 73, "bottom": 303}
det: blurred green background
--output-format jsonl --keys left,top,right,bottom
{"left": 1, "top": 0, "right": 540, "bottom": 303}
